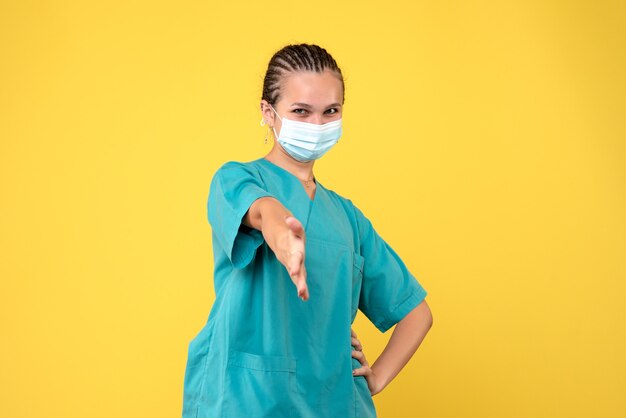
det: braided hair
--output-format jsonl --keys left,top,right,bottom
{"left": 261, "top": 43, "right": 345, "bottom": 107}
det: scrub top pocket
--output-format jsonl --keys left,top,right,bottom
{"left": 222, "top": 349, "right": 297, "bottom": 418}
{"left": 351, "top": 252, "right": 365, "bottom": 321}
{"left": 183, "top": 319, "right": 216, "bottom": 415}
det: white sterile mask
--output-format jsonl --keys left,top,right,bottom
{"left": 270, "top": 104, "right": 342, "bottom": 162}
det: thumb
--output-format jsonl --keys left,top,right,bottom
{"left": 285, "top": 215, "right": 304, "bottom": 236}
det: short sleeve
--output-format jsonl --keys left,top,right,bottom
{"left": 207, "top": 161, "right": 278, "bottom": 269}
{"left": 352, "top": 203, "right": 428, "bottom": 333}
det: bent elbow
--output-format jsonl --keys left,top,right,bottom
{"left": 420, "top": 299, "right": 433, "bottom": 329}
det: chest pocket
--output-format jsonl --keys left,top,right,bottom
{"left": 351, "top": 252, "right": 365, "bottom": 321}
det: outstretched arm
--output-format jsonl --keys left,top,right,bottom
{"left": 244, "top": 196, "right": 309, "bottom": 301}
{"left": 352, "top": 299, "right": 433, "bottom": 395}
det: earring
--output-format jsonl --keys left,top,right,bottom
{"left": 261, "top": 117, "right": 270, "bottom": 144}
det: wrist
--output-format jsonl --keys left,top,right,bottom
{"left": 371, "top": 363, "right": 391, "bottom": 393}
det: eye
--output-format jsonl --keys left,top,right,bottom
{"left": 325, "top": 108, "right": 338, "bottom": 115}
{"left": 292, "top": 108, "right": 308, "bottom": 115}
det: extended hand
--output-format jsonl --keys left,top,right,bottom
{"left": 278, "top": 215, "right": 309, "bottom": 301}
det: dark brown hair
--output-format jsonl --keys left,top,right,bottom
{"left": 261, "top": 43, "right": 345, "bottom": 107}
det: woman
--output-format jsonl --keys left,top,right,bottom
{"left": 182, "top": 43, "right": 433, "bottom": 418}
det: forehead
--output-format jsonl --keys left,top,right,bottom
{"left": 279, "top": 69, "right": 343, "bottom": 105}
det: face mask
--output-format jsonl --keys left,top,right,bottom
{"left": 270, "top": 104, "right": 342, "bottom": 162}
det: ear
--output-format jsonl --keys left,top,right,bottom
{"left": 260, "top": 100, "right": 276, "bottom": 127}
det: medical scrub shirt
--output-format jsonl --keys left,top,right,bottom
{"left": 182, "top": 157, "right": 428, "bottom": 418}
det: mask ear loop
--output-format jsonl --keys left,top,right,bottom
{"left": 269, "top": 104, "right": 282, "bottom": 121}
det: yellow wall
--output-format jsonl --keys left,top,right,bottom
{"left": 1, "top": 1, "right": 624, "bottom": 417}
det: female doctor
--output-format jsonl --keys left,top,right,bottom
{"left": 182, "top": 43, "right": 433, "bottom": 418}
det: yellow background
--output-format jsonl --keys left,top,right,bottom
{"left": 1, "top": 1, "right": 625, "bottom": 417}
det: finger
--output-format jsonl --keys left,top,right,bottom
{"left": 352, "top": 350, "right": 369, "bottom": 367}
{"left": 296, "top": 275, "right": 309, "bottom": 300}
{"left": 298, "top": 284, "right": 309, "bottom": 301}
{"left": 295, "top": 268, "right": 309, "bottom": 301}
{"left": 287, "top": 250, "right": 308, "bottom": 301}
{"left": 351, "top": 328, "right": 357, "bottom": 338}
{"left": 351, "top": 337, "right": 362, "bottom": 351}
{"left": 288, "top": 250, "right": 303, "bottom": 277}
{"left": 352, "top": 366, "right": 372, "bottom": 377}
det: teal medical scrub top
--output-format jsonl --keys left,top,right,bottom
{"left": 182, "top": 157, "right": 428, "bottom": 418}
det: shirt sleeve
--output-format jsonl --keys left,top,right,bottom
{"left": 352, "top": 202, "right": 428, "bottom": 333}
{"left": 207, "top": 161, "right": 278, "bottom": 269}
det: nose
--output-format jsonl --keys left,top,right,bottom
{"left": 311, "top": 114, "right": 324, "bottom": 125}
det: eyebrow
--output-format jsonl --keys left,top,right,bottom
{"left": 290, "top": 102, "right": 342, "bottom": 109}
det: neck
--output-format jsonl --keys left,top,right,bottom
{"left": 264, "top": 146, "right": 315, "bottom": 181}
